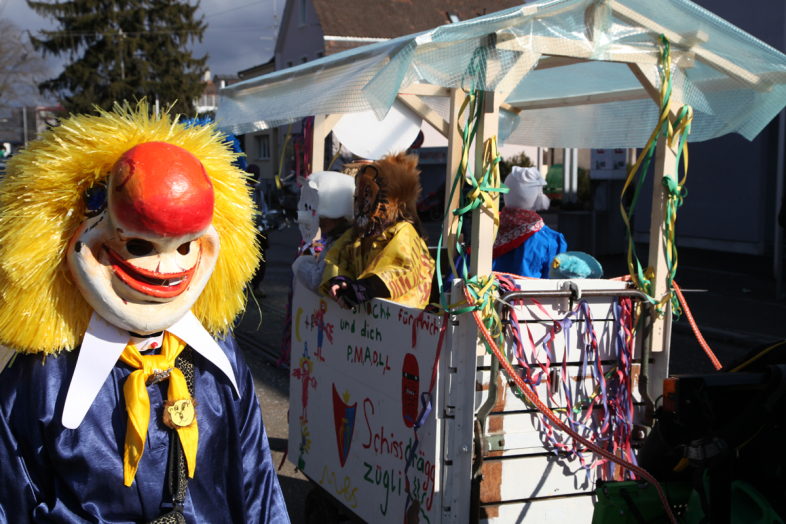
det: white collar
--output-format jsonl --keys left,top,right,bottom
{"left": 62, "top": 311, "right": 240, "bottom": 429}
{"left": 130, "top": 332, "right": 164, "bottom": 352}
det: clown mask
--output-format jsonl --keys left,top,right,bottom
{"left": 67, "top": 142, "right": 220, "bottom": 335}
{"left": 296, "top": 175, "right": 320, "bottom": 243}
{"left": 295, "top": 171, "right": 355, "bottom": 243}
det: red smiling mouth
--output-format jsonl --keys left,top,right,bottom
{"left": 105, "top": 246, "right": 198, "bottom": 299}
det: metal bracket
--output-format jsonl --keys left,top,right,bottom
{"left": 560, "top": 280, "right": 583, "bottom": 310}
{"left": 486, "top": 434, "right": 506, "bottom": 452}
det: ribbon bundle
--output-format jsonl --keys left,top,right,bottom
{"left": 621, "top": 34, "right": 693, "bottom": 318}
{"left": 497, "top": 288, "right": 638, "bottom": 482}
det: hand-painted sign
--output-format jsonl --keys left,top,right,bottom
{"left": 289, "top": 282, "right": 443, "bottom": 523}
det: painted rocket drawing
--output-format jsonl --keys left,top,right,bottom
{"left": 402, "top": 353, "right": 420, "bottom": 428}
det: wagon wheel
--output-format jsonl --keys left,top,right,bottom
{"left": 305, "top": 487, "right": 341, "bottom": 524}
{"left": 429, "top": 206, "right": 443, "bottom": 222}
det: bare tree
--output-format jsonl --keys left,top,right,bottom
{"left": 0, "top": 19, "right": 48, "bottom": 107}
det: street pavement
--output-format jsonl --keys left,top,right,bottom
{"left": 236, "top": 215, "right": 785, "bottom": 523}
{"left": 234, "top": 221, "right": 311, "bottom": 524}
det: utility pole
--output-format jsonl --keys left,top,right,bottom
{"left": 113, "top": 1, "right": 125, "bottom": 81}
{"left": 272, "top": 0, "right": 279, "bottom": 41}
{"left": 775, "top": 8, "right": 786, "bottom": 299}
{"left": 119, "top": 28, "right": 125, "bottom": 81}
{"left": 22, "top": 106, "right": 27, "bottom": 148}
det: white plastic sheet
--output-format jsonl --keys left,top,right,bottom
{"left": 217, "top": 0, "right": 786, "bottom": 147}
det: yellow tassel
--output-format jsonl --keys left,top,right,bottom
{"left": 0, "top": 101, "right": 260, "bottom": 355}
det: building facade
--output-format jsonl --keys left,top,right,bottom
{"left": 235, "top": 58, "right": 280, "bottom": 187}
{"left": 631, "top": 0, "right": 785, "bottom": 257}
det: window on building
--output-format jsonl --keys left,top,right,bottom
{"left": 286, "top": 60, "right": 293, "bottom": 69}
{"left": 316, "top": 51, "right": 324, "bottom": 60}
{"left": 301, "top": 56, "right": 308, "bottom": 64}
{"left": 299, "top": 0, "right": 306, "bottom": 25}
{"left": 255, "top": 134, "right": 270, "bottom": 161}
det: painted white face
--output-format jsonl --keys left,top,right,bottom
{"left": 296, "top": 177, "right": 320, "bottom": 243}
{"left": 66, "top": 142, "right": 219, "bottom": 335}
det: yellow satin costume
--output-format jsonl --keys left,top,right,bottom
{"left": 320, "top": 222, "right": 435, "bottom": 309}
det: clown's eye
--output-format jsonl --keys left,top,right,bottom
{"left": 126, "top": 239, "right": 154, "bottom": 256}
{"left": 83, "top": 182, "right": 107, "bottom": 217}
{"left": 177, "top": 242, "right": 191, "bottom": 255}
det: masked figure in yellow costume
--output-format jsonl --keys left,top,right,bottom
{"left": 320, "top": 152, "right": 435, "bottom": 310}
{"left": 0, "top": 103, "right": 289, "bottom": 523}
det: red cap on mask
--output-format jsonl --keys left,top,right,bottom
{"left": 110, "top": 142, "right": 214, "bottom": 237}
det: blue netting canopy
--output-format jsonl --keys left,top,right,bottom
{"left": 216, "top": 0, "right": 786, "bottom": 148}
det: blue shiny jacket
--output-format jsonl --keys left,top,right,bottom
{"left": 492, "top": 225, "right": 568, "bottom": 278}
{"left": 0, "top": 336, "right": 290, "bottom": 523}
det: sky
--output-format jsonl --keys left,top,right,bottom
{"left": 2, "top": 0, "right": 284, "bottom": 104}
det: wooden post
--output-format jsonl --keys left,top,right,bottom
{"left": 628, "top": 63, "right": 678, "bottom": 355}
{"left": 648, "top": 132, "right": 677, "bottom": 354}
{"left": 470, "top": 90, "right": 500, "bottom": 277}
{"left": 444, "top": 88, "right": 465, "bottom": 249}
{"left": 449, "top": 89, "right": 504, "bottom": 524}
{"left": 311, "top": 114, "right": 327, "bottom": 173}
{"left": 305, "top": 114, "right": 329, "bottom": 242}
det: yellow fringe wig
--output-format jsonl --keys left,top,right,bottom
{"left": 0, "top": 101, "right": 260, "bottom": 355}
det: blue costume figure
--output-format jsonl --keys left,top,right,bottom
{"left": 492, "top": 167, "right": 567, "bottom": 278}
{"left": 0, "top": 104, "right": 289, "bottom": 523}
{"left": 0, "top": 334, "right": 287, "bottom": 523}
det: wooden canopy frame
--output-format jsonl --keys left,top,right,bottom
{"left": 303, "top": 0, "right": 776, "bottom": 355}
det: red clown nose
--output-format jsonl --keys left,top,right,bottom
{"left": 109, "top": 142, "right": 214, "bottom": 237}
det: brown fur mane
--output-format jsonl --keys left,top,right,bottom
{"left": 373, "top": 151, "right": 423, "bottom": 235}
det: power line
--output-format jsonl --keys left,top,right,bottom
{"left": 39, "top": 25, "right": 275, "bottom": 36}
{"left": 39, "top": 29, "right": 204, "bottom": 36}
{"left": 31, "top": 0, "right": 277, "bottom": 38}
{"left": 204, "top": 0, "right": 271, "bottom": 19}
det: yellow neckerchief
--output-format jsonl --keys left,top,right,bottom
{"left": 118, "top": 331, "right": 198, "bottom": 487}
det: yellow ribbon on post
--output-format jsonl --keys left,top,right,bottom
{"left": 119, "top": 332, "right": 198, "bottom": 487}
{"left": 275, "top": 123, "right": 293, "bottom": 190}
{"left": 619, "top": 34, "right": 693, "bottom": 317}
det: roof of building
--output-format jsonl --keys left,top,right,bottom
{"left": 203, "top": 75, "right": 241, "bottom": 96}
{"left": 312, "top": 0, "right": 525, "bottom": 39}
{"left": 276, "top": 0, "right": 527, "bottom": 56}
{"left": 238, "top": 57, "right": 276, "bottom": 80}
